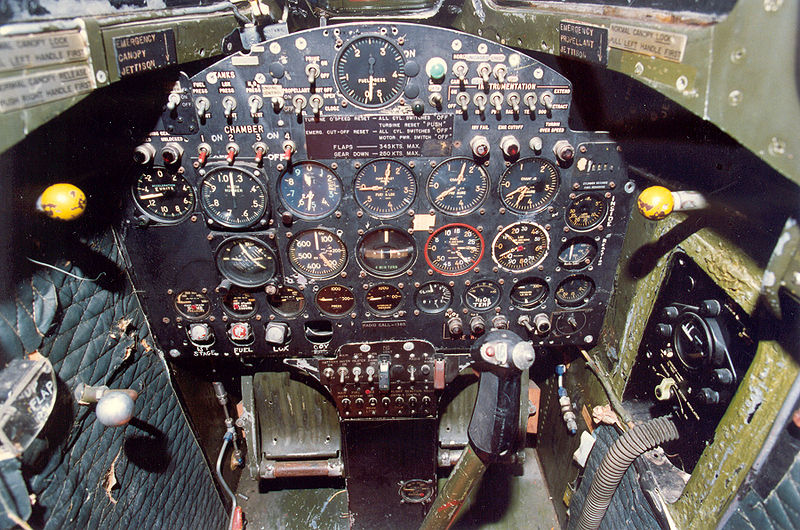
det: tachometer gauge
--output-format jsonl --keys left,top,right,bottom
{"left": 315, "top": 285, "right": 355, "bottom": 316}
{"left": 510, "top": 278, "right": 548, "bottom": 309}
{"left": 174, "top": 290, "right": 211, "bottom": 319}
{"left": 424, "top": 223, "right": 484, "bottom": 276}
{"left": 555, "top": 275, "right": 595, "bottom": 307}
{"left": 288, "top": 229, "right": 347, "bottom": 279}
{"left": 279, "top": 162, "right": 342, "bottom": 220}
{"left": 427, "top": 158, "right": 489, "bottom": 215}
{"left": 366, "top": 284, "right": 403, "bottom": 314}
{"left": 357, "top": 227, "right": 416, "bottom": 277}
{"left": 464, "top": 280, "right": 501, "bottom": 311}
{"left": 215, "top": 237, "right": 277, "bottom": 287}
{"left": 491, "top": 222, "right": 550, "bottom": 272}
{"left": 222, "top": 287, "right": 258, "bottom": 318}
{"left": 414, "top": 282, "right": 452, "bottom": 314}
{"left": 558, "top": 238, "right": 598, "bottom": 269}
{"left": 566, "top": 193, "right": 608, "bottom": 231}
{"left": 335, "top": 35, "right": 406, "bottom": 109}
{"left": 354, "top": 159, "right": 416, "bottom": 218}
{"left": 499, "top": 157, "right": 560, "bottom": 214}
{"left": 133, "top": 167, "right": 195, "bottom": 223}
{"left": 268, "top": 286, "right": 305, "bottom": 317}
{"left": 200, "top": 167, "right": 267, "bottom": 228}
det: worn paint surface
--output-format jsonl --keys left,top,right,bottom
{"left": 452, "top": 0, "right": 800, "bottom": 186}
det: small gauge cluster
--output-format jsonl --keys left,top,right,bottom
{"left": 120, "top": 22, "right": 636, "bottom": 362}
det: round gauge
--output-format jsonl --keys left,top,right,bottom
{"left": 555, "top": 311, "right": 587, "bottom": 335}
{"left": 133, "top": 167, "right": 195, "bottom": 223}
{"left": 554, "top": 275, "right": 595, "bottom": 307}
{"left": 288, "top": 229, "right": 347, "bottom": 279}
{"left": 335, "top": 35, "right": 406, "bottom": 109}
{"left": 174, "top": 290, "right": 211, "bottom": 319}
{"left": 215, "top": 237, "right": 277, "bottom": 287}
{"left": 279, "top": 161, "right": 342, "bottom": 220}
{"left": 222, "top": 287, "right": 258, "bottom": 318}
{"left": 366, "top": 284, "right": 403, "bottom": 314}
{"left": 673, "top": 312, "right": 713, "bottom": 370}
{"left": 424, "top": 223, "right": 484, "bottom": 276}
{"left": 414, "top": 282, "right": 453, "bottom": 314}
{"left": 566, "top": 193, "right": 608, "bottom": 231}
{"left": 315, "top": 285, "right": 355, "bottom": 316}
{"left": 464, "top": 280, "right": 501, "bottom": 311}
{"left": 491, "top": 222, "right": 550, "bottom": 273}
{"left": 268, "top": 286, "right": 305, "bottom": 317}
{"left": 427, "top": 158, "right": 490, "bottom": 215}
{"left": 357, "top": 227, "right": 416, "bottom": 277}
{"left": 200, "top": 167, "right": 267, "bottom": 228}
{"left": 499, "top": 157, "right": 560, "bottom": 214}
{"left": 510, "top": 278, "right": 549, "bottom": 309}
{"left": 558, "top": 238, "right": 598, "bottom": 269}
{"left": 354, "top": 159, "right": 416, "bottom": 218}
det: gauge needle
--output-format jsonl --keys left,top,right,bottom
{"left": 228, "top": 179, "right": 238, "bottom": 209}
{"left": 467, "top": 292, "right": 479, "bottom": 300}
{"left": 455, "top": 249, "right": 470, "bottom": 262}
{"left": 367, "top": 75, "right": 375, "bottom": 102}
{"left": 359, "top": 185, "right": 383, "bottom": 191}
{"left": 319, "top": 253, "right": 334, "bottom": 268}
{"left": 303, "top": 172, "right": 312, "bottom": 186}
{"left": 436, "top": 186, "right": 456, "bottom": 201}
{"left": 139, "top": 192, "right": 164, "bottom": 200}
{"left": 456, "top": 163, "right": 466, "bottom": 185}
{"left": 239, "top": 244, "right": 267, "bottom": 269}
{"left": 499, "top": 247, "right": 521, "bottom": 259}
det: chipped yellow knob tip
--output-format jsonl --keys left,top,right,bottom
{"left": 37, "top": 183, "right": 87, "bottom": 221}
{"left": 637, "top": 186, "right": 674, "bottom": 220}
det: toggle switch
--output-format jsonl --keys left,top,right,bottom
{"left": 197, "top": 143, "right": 211, "bottom": 166}
{"left": 305, "top": 63, "right": 321, "bottom": 84}
{"left": 195, "top": 96, "right": 210, "bottom": 118}
{"left": 226, "top": 142, "right": 239, "bottom": 164}
{"left": 378, "top": 355, "right": 390, "bottom": 391}
{"left": 222, "top": 96, "right": 237, "bottom": 118}
{"left": 456, "top": 92, "right": 470, "bottom": 113}
{"left": 309, "top": 94, "right": 324, "bottom": 117}
{"left": 248, "top": 95, "right": 263, "bottom": 117}
{"left": 253, "top": 142, "right": 267, "bottom": 164}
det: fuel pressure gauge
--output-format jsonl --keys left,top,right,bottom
{"left": 335, "top": 35, "right": 406, "bottom": 109}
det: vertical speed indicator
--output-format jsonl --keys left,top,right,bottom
{"left": 335, "top": 36, "right": 406, "bottom": 109}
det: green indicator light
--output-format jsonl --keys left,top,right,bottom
{"left": 426, "top": 58, "right": 447, "bottom": 81}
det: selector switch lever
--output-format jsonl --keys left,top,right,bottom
{"left": 305, "top": 63, "right": 321, "bottom": 84}
{"left": 378, "top": 355, "right": 390, "bottom": 391}
{"left": 222, "top": 96, "right": 237, "bottom": 118}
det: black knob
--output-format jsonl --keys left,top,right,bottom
{"left": 657, "top": 324, "right": 673, "bottom": 337}
{"left": 700, "top": 300, "right": 722, "bottom": 317}
{"left": 663, "top": 306, "right": 680, "bottom": 320}
{"left": 699, "top": 388, "right": 720, "bottom": 405}
{"left": 714, "top": 368, "right": 734, "bottom": 385}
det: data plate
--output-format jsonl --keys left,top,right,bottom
{"left": 304, "top": 114, "right": 454, "bottom": 159}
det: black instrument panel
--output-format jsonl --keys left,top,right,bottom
{"left": 120, "top": 23, "right": 635, "bottom": 361}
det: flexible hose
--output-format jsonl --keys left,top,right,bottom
{"left": 216, "top": 436, "right": 238, "bottom": 530}
{"left": 576, "top": 416, "right": 679, "bottom": 530}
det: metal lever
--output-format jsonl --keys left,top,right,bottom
{"left": 75, "top": 384, "right": 138, "bottom": 427}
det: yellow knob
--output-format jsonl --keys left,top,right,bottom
{"left": 37, "top": 183, "right": 87, "bottom": 221}
{"left": 637, "top": 186, "right": 674, "bottom": 220}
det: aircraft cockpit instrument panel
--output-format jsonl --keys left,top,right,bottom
{"left": 120, "top": 23, "right": 636, "bottom": 363}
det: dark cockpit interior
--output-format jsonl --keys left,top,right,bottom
{"left": 0, "top": 1, "right": 798, "bottom": 529}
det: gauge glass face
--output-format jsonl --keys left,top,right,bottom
{"left": 357, "top": 227, "right": 416, "bottom": 277}
{"left": 673, "top": 313, "right": 713, "bottom": 370}
{"left": 427, "top": 158, "right": 489, "bottom": 216}
{"left": 216, "top": 237, "right": 277, "bottom": 287}
{"left": 558, "top": 238, "right": 598, "bottom": 269}
{"left": 424, "top": 223, "right": 484, "bottom": 276}
{"left": 554, "top": 275, "right": 595, "bottom": 307}
{"left": 464, "top": 280, "right": 501, "bottom": 311}
{"left": 499, "top": 157, "right": 560, "bottom": 214}
{"left": 288, "top": 229, "right": 347, "bottom": 279}
{"left": 222, "top": 287, "right": 258, "bottom": 318}
{"left": 279, "top": 162, "right": 342, "bottom": 220}
{"left": 566, "top": 193, "right": 608, "bottom": 231}
{"left": 510, "top": 278, "right": 548, "bottom": 309}
{"left": 201, "top": 168, "right": 267, "bottom": 228}
{"left": 174, "top": 290, "right": 211, "bottom": 319}
{"left": 491, "top": 222, "right": 550, "bottom": 272}
{"left": 354, "top": 159, "right": 416, "bottom": 218}
{"left": 414, "top": 282, "right": 453, "bottom": 314}
{"left": 315, "top": 285, "right": 355, "bottom": 316}
{"left": 366, "top": 284, "right": 403, "bottom": 314}
{"left": 335, "top": 36, "right": 406, "bottom": 108}
{"left": 268, "top": 286, "right": 305, "bottom": 317}
{"left": 133, "top": 167, "right": 195, "bottom": 223}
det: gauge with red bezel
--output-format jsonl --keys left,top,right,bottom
{"left": 424, "top": 223, "right": 484, "bottom": 276}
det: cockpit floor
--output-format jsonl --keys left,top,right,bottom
{"left": 234, "top": 448, "right": 559, "bottom": 529}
